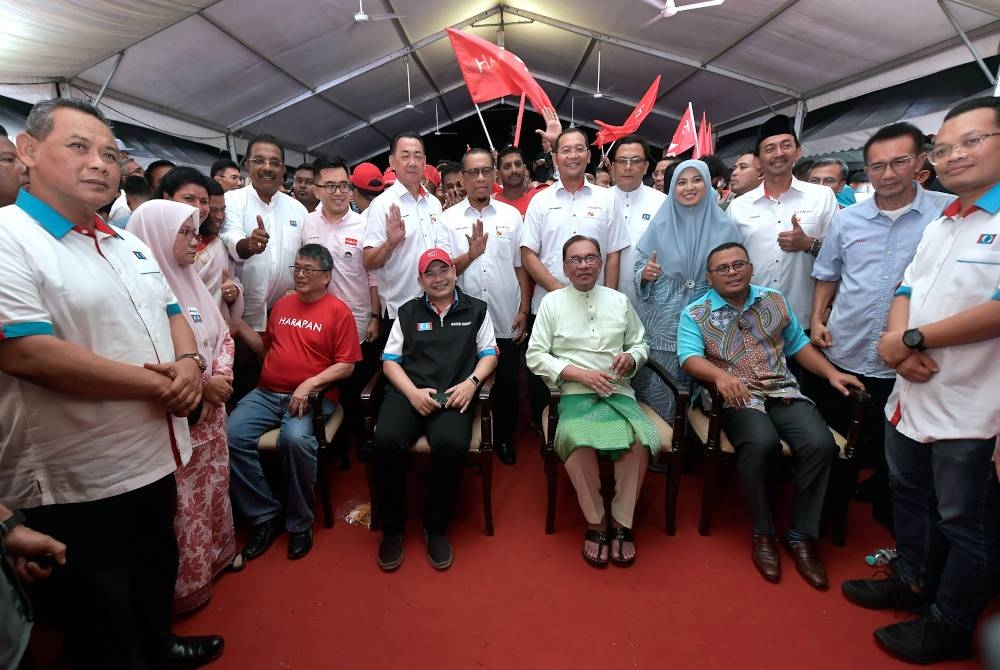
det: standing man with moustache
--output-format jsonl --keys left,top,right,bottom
{"left": 220, "top": 135, "right": 308, "bottom": 400}
{"left": 439, "top": 148, "right": 530, "bottom": 465}
{"left": 724, "top": 152, "right": 764, "bottom": 208}
{"left": 291, "top": 163, "right": 318, "bottom": 213}
{"left": 363, "top": 132, "right": 445, "bottom": 327}
{"left": 608, "top": 134, "right": 666, "bottom": 307}
{"left": 727, "top": 115, "right": 838, "bottom": 330}
{"left": 494, "top": 145, "right": 538, "bottom": 217}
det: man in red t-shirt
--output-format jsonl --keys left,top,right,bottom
{"left": 228, "top": 244, "right": 361, "bottom": 561}
{"left": 494, "top": 145, "right": 538, "bottom": 217}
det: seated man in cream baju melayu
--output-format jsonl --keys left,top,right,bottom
{"left": 527, "top": 235, "right": 659, "bottom": 567}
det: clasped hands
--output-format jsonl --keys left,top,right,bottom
{"left": 878, "top": 330, "right": 939, "bottom": 383}
{"left": 406, "top": 378, "right": 478, "bottom": 416}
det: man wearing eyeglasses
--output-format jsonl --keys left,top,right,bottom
{"left": 679, "top": 242, "right": 864, "bottom": 589}
{"left": 841, "top": 97, "right": 1000, "bottom": 665}
{"left": 728, "top": 115, "right": 839, "bottom": 328}
{"left": 438, "top": 149, "right": 531, "bottom": 465}
{"left": 808, "top": 158, "right": 856, "bottom": 208}
{"left": 227, "top": 244, "right": 361, "bottom": 561}
{"left": 809, "top": 123, "right": 955, "bottom": 532}
{"left": 608, "top": 134, "right": 667, "bottom": 307}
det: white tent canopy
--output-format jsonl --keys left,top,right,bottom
{"left": 2, "top": 0, "right": 998, "bottom": 164}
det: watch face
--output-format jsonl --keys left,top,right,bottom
{"left": 903, "top": 330, "right": 922, "bottom": 348}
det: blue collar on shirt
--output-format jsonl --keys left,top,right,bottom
{"left": 15, "top": 188, "right": 123, "bottom": 239}
{"left": 704, "top": 284, "right": 766, "bottom": 312}
{"left": 976, "top": 182, "right": 1000, "bottom": 215}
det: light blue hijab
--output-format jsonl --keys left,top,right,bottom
{"left": 635, "top": 159, "right": 740, "bottom": 285}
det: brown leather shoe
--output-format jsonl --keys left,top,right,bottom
{"left": 783, "top": 537, "right": 828, "bottom": 590}
{"left": 751, "top": 534, "right": 781, "bottom": 583}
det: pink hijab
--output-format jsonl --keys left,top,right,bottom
{"left": 129, "top": 200, "right": 228, "bottom": 365}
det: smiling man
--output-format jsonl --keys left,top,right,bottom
{"left": 0, "top": 126, "right": 28, "bottom": 206}
{"left": 373, "top": 247, "right": 497, "bottom": 572}
{"left": 678, "top": 242, "right": 863, "bottom": 589}
{"left": 0, "top": 98, "right": 223, "bottom": 668}
{"left": 728, "top": 115, "right": 838, "bottom": 327}
{"left": 809, "top": 123, "right": 955, "bottom": 531}
{"left": 494, "top": 145, "right": 537, "bottom": 216}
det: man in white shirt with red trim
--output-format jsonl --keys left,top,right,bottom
{"left": 728, "top": 115, "right": 838, "bottom": 327}
{"left": 842, "top": 96, "right": 1000, "bottom": 666}
{"left": 439, "top": 148, "right": 530, "bottom": 465}
{"left": 363, "top": 131, "right": 445, "bottom": 323}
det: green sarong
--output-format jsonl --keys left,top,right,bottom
{"left": 554, "top": 393, "right": 660, "bottom": 462}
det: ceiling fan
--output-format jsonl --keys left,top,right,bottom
{"left": 433, "top": 102, "right": 457, "bottom": 136}
{"left": 402, "top": 58, "right": 424, "bottom": 112}
{"left": 352, "top": 0, "right": 403, "bottom": 24}
{"left": 642, "top": 0, "right": 724, "bottom": 27}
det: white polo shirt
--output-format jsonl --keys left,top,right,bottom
{"left": 0, "top": 190, "right": 192, "bottom": 508}
{"left": 220, "top": 185, "right": 308, "bottom": 331}
{"left": 611, "top": 183, "right": 667, "bottom": 306}
{"left": 886, "top": 185, "right": 1000, "bottom": 443}
{"left": 728, "top": 177, "right": 838, "bottom": 325}
{"left": 363, "top": 180, "right": 445, "bottom": 319}
{"left": 521, "top": 180, "right": 630, "bottom": 312}
{"left": 439, "top": 196, "right": 524, "bottom": 339}
{"left": 301, "top": 206, "right": 377, "bottom": 342}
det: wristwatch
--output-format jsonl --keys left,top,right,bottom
{"left": 902, "top": 328, "right": 926, "bottom": 352}
{"left": 177, "top": 352, "right": 207, "bottom": 372}
{"left": 467, "top": 374, "right": 481, "bottom": 387}
{"left": 0, "top": 509, "right": 25, "bottom": 537}
{"left": 370, "top": 312, "right": 380, "bottom": 319}
{"left": 807, "top": 237, "right": 822, "bottom": 256}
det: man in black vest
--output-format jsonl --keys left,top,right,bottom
{"left": 374, "top": 248, "right": 498, "bottom": 572}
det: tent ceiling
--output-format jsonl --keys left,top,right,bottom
{"left": 1, "top": 0, "right": 998, "bottom": 164}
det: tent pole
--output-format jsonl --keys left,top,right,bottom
{"left": 227, "top": 134, "right": 238, "bottom": 162}
{"left": 995, "top": 62, "right": 1000, "bottom": 97}
{"left": 793, "top": 99, "right": 806, "bottom": 138}
{"left": 94, "top": 52, "right": 125, "bottom": 107}
{"left": 938, "top": 0, "right": 996, "bottom": 87}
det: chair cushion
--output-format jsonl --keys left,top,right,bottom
{"left": 257, "top": 404, "right": 345, "bottom": 451}
{"left": 541, "top": 402, "right": 673, "bottom": 445}
{"left": 688, "top": 405, "right": 847, "bottom": 458}
{"left": 410, "top": 406, "right": 483, "bottom": 454}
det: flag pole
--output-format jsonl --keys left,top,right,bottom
{"left": 474, "top": 103, "right": 495, "bottom": 151}
{"left": 513, "top": 92, "right": 526, "bottom": 146}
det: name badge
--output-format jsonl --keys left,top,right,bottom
{"left": 289, "top": 220, "right": 298, "bottom": 228}
{"left": 188, "top": 306, "right": 203, "bottom": 323}
{"left": 417, "top": 322, "right": 433, "bottom": 332}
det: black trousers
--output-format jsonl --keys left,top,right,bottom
{"left": 230, "top": 334, "right": 263, "bottom": 407}
{"left": 373, "top": 389, "right": 474, "bottom": 535}
{"left": 491, "top": 338, "right": 521, "bottom": 449}
{"left": 23, "top": 474, "right": 178, "bottom": 669}
{"left": 721, "top": 398, "right": 838, "bottom": 538}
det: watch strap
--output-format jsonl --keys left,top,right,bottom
{"left": 0, "top": 509, "right": 25, "bottom": 537}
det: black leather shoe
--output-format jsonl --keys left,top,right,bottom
{"left": 752, "top": 534, "right": 781, "bottom": 583}
{"left": 242, "top": 516, "right": 282, "bottom": 560}
{"left": 287, "top": 528, "right": 313, "bottom": 560}
{"left": 163, "top": 635, "right": 224, "bottom": 667}
{"left": 378, "top": 533, "right": 405, "bottom": 571}
{"left": 423, "top": 530, "right": 453, "bottom": 570}
{"left": 495, "top": 442, "right": 516, "bottom": 465}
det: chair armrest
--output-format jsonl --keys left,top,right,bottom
{"left": 544, "top": 382, "right": 561, "bottom": 450}
{"left": 309, "top": 381, "right": 340, "bottom": 446}
{"left": 478, "top": 370, "right": 496, "bottom": 405}
{"left": 642, "top": 359, "right": 691, "bottom": 417}
{"left": 360, "top": 369, "right": 384, "bottom": 412}
{"left": 359, "top": 370, "right": 385, "bottom": 453}
{"left": 843, "top": 389, "right": 872, "bottom": 460}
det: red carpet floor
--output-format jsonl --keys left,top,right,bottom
{"left": 168, "top": 424, "right": 988, "bottom": 670}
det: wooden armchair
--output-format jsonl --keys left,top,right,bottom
{"left": 688, "top": 385, "right": 870, "bottom": 546}
{"left": 256, "top": 382, "right": 348, "bottom": 528}
{"left": 540, "top": 359, "right": 690, "bottom": 535}
{"left": 358, "top": 370, "right": 496, "bottom": 535}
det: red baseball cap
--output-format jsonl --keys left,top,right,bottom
{"left": 350, "top": 162, "right": 384, "bottom": 192}
{"left": 422, "top": 165, "right": 441, "bottom": 188}
{"left": 417, "top": 247, "right": 453, "bottom": 274}
{"left": 382, "top": 169, "right": 397, "bottom": 186}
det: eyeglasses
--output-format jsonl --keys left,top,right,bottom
{"left": 808, "top": 176, "right": 842, "bottom": 186}
{"left": 928, "top": 132, "right": 1000, "bottom": 165}
{"left": 709, "top": 259, "right": 751, "bottom": 275}
{"left": 867, "top": 155, "right": 916, "bottom": 175}
{"left": 315, "top": 182, "right": 351, "bottom": 193}
{"left": 246, "top": 157, "right": 284, "bottom": 169}
{"left": 177, "top": 227, "right": 199, "bottom": 241}
{"left": 557, "top": 146, "right": 588, "bottom": 157}
{"left": 289, "top": 265, "right": 330, "bottom": 276}
{"left": 462, "top": 167, "right": 495, "bottom": 178}
{"left": 565, "top": 254, "right": 601, "bottom": 266}
{"left": 613, "top": 157, "right": 647, "bottom": 167}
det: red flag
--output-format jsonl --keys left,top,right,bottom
{"left": 592, "top": 75, "right": 661, "bottom": 147}
{"left": 446, "top": 28, "right": 552, "bottom": 113}
{"left": 666, "top": 103, "right": 697, "bottom": 157}
{"left": 694, "top": 111, "right": 709, "bottom": 159}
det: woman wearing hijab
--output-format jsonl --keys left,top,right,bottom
{"left": 129, "top": 200, "right": 240, "bottom": 614}
{"left": 632, "top": 159, "right": 741, "bottom": 420}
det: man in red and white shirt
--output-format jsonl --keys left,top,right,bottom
{"left": 228, "top": 244, "right": 361, "bottom": 562}
{"left": 842, "top": 97, "right": 1000, "bottom": 666}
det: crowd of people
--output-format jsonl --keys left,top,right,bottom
{"left": 0, "top": 91, "right": 997, "bottom": 668}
